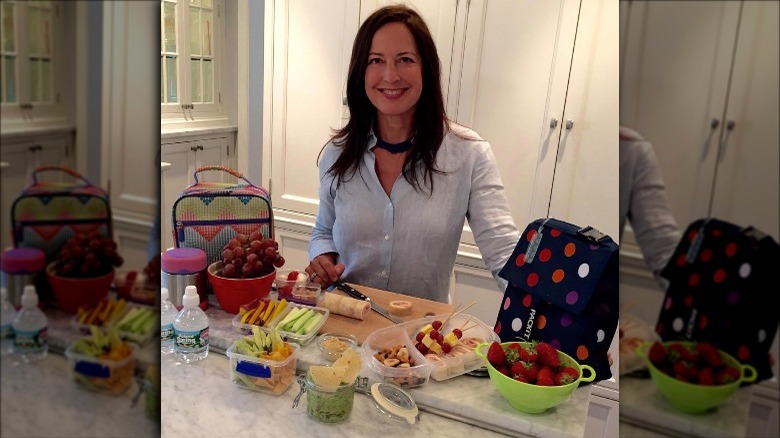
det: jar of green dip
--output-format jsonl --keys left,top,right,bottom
{"left": 305, "top": 370, "right": 356, "bottom": 424}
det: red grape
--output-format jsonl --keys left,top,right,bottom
{"left": 222, "top": 249, "right": 234, "bottom": 261}
{"left": 273, "top": 256, "right": 285, "bottom": 268}
{"left": 432, "top": 320, "right": 443, "bottom": 330}
{"left": 415, "top": 332, "right": 425, "bottom": 343}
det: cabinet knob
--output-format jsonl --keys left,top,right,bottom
{"left": 710, "top": 118, "right": 720, "bottom": 129}
{"left": 549, "top": 118, "right": 558, "bottom": 129}
{"left": 565, "top": 119, "right": 574, "bottom": 130}
{"left": 726, "top": 120, "right": 735, "bottom": 131}
{"left": 342, "top": 96, "right": 348, "bottom": 106}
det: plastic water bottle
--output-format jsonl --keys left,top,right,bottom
{"left": 1, "top": 287, "right": 17, "bottom": 355}
{"left": 174, "top": 285, "right": 209, "bottom": 363}
{"left": 160, "top": 287, "right": 177, "bottom": 354}
{"left": 12, "top": 285, "right": 48, "bottom": 362}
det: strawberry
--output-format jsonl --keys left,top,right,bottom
{"left": 537, "top": 366, "right": 555, "bottom": 383}
{"left": 496, "top": 364, "right": 509, "bottom": 377}
{"left": 504, "top": 345, "right": 520, "bottom": 366}
{"left": 519, "top": 343, "right": 538, "bottom": 363}
{"left": 555, "top": 366, "right": 579, "bottom": 385}
{"left": 696, "top": 342, "right": 724, "bottom": 367}
{"left": 698, "top": 367, "right": 715, "bottom": 385}
{"left": 648, "top": 341, "right": 667, "bottom": 365}
{"left": 287, "top": 270, "right": 300, "bottom": 281}
{"left": 536, "top": 342, "right": 560, "bottom": 367}
{"left": 716, "top": 366, "right": 740, "bottom": 385}
{"left": 512, "top": 361, "right": 539, "bottom": 383}
{"left": 514, "top": 374, "right": 529, "bottom": 384}
{"left": 668, "top": 342, "right": 698, "bottom": 363}
{"left": 537, "top": 375, "right": 555, "bottom": 386}
{"left": 487, "top": 341, "right": 506, "bottom": 367}
{"left": 673, "top": 361, "right": 698, "bottom": 380}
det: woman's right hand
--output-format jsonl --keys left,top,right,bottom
{"left": 305, "top": 253, "right": 345, "bottom": 288}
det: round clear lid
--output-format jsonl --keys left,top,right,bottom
{"left": 370, "top": 382, "right": 419, "bottom": 425}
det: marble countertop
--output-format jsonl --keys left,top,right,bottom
{"left": 0, "top": 297, "right": 159, "bottom": 438}
{"left": 163, "top": 298, "right": 593, "bottom": 438}
{"left": 1, "top": 353, "right": 158, "bottom": 438}
{"left": 619, "top": 376, "right": 751, "bottom": 437}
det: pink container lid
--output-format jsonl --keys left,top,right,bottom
{"left": 1, "top": 248, "right": 47, "bottom": 274}
{"left": 161, "top": 248, "right": 207, "bottom": 274}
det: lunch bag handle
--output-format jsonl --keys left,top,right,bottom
{"left": 192, "top": 165, "right": 270, "bottom": 196}
{"left": 32, "top": 165, "right": 94, "bottom": 186}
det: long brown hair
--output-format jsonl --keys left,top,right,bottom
{"left": 319, "top": 5, "right": 447, "bottom": 194}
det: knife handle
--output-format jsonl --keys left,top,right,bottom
{"left": 336, "top": 282, "right": 369, "bottom": 301}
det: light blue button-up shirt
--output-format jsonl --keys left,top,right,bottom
{"left": 309, "top": 123, "right": 519, "bottom": 303}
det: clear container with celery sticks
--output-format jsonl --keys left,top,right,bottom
{"left": 226, "top": 325, "right": 298, "bottom": 395}
{"left": 65, "top": 326, "right": 136, "bottom": 395}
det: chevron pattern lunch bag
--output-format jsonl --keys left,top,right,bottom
{"left": 495, "top": 217, "right": 619, "bottom": 382}
{"left": 172, "top": 165, "right": 274, "bottom": 266}
{"left": 11, "top": 166, "right": 112, "bottom": 262}
{"left": 656, "top": 217, "right": 779, "bottom": 384}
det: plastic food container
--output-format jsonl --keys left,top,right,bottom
{"left": 64, "top": 343, "right": 136, "bottom": 395}
{"left": 277, "top": 281, "right": 322, "bottom": 307}
{"left": 363, "top": 324, "right": 431, "bottom": 388}
{"left": 225, "top": 343, "right": 299, "bottom": 395}
{"left": 116, "top": 304, "right": 158, "bottom": 346}
{"left": 233, "top": 302, "right": 329, "bottom": 346}
{"left": 411, "top": 314, "right": 500, "bottom": 381}
{"left": 70, "top": 302, "right": 132, "bottom": 335}
{"left": 317, "top": 333, "right": 358, "bottom": 362}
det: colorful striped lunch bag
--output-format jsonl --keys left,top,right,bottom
{"left": 171, "top": 165, "right": 274, "bottom": 266}
{"left": 11, "top": 166, "right": 112, "bottom": 262}
{"left": 495, "top": 218, "right": 619, "bottom": 382}
{"left": 655, "top": 217, "right": 779, "bottom": 384}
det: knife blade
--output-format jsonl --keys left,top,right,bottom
{"left": 334, "top": 282, "right": 403, "bottom": 324}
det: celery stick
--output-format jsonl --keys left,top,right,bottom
{"left": 301, "top": 313, "right": 323, "bottom": 335}
{"left": 291, "top": 309, "right": 315, "bottom": 333}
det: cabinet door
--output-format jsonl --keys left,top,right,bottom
{"left": 0, "top": 146, "right": 28, "bottom": 251}
{"left": 451, "top": 0, "right": 580, "bottom": 246}
{"left": 620, "top": 1, "right": 740, "bottom": 231}
{"left": 710, "top": 1, "right": 779, "bottom": 241}
{"left": 270, "top": 0, "right": 361, "bottom": 217}
{"left": 545, "top": 0, "right": 620, "bottom": 239}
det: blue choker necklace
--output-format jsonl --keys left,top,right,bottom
{"left": 375, "top": 134, "right": 414, "bottom": 154}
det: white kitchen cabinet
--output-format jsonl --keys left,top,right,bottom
{"left": 0, "top": 130, "right": 75, "bottom": 251}
{"left": 621, "top": 0, "right": 779, "bottom": 242}
{"left": 584, "top": 388, "right": 619, "bottom": 438}
{"left": 160, "top": 132, "right": 236, "bottom": 250}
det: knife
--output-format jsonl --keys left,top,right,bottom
{"left": 334, "top": 282, "right": 404, "bottom": 324}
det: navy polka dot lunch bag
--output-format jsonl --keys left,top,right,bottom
{"left": 495, "top": 218, "right": 619, "bottom": 382}
{"left": 655, "top": 218, "right": 779, "bottom": 384}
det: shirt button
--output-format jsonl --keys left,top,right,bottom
{"left": 381, "top": 269, "right": 387, "bottom": 276}
{"left": 384, "top": 235, "right": 390, "bottom": 241}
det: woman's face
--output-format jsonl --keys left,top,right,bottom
{"left": 364, "top": 22, "right": 423, "bottom": 122}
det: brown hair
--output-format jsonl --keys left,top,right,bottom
{"left": 319, "top": 5, "right": 447, "bottom": 194}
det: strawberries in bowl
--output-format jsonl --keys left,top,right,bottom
{"left": 476, "top": 341, "right": 595, "bottom": 413}
{"left": 636, "top": 341, "right": 757, "bottom": 413}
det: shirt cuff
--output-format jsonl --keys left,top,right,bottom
{"left": 308, "top": 240, "right": 339, "bottom": 263}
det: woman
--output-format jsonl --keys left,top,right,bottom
{"left": 306, "top": 5, "right": 518, "bottom": 303}
{"left": 619, "top": 125, "right": 681, "bottom": 287}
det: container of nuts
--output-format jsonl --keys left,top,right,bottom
{"left": 362, "top": 325, "right": 432, "bottom": 388}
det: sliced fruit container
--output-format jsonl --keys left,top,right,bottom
{"left": 233, "top": 301, "right": 329, "bottom": 346}
{"left": 225, "top": 342, "right": 299, "bottom": 395}
{"left": 635, "top": 341, "right": 757, "bottom": 414}
{"left": 64, "top": 342, "right": 137, "bottom": 396}
{"left": 407, "top": 314, "right": 500, "bottom": 381}
{"left": 475, "top": 341, "right": 596, "bottom": 414}
{"left": 362, "top": 324, "right": 432, "bottom": 388}
{"left": 70, "top": 298, "right": 132, "bottom": 334}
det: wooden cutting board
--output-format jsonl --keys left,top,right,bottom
{"left": 318, "top": 283, "right": 455, "bottom": 344}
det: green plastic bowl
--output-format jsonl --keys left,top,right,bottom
{"left": 475, "top": 342, "right": 596, "bottom": 414}
{"left": 635, "top": 341, "right": 757, "bottom": 414}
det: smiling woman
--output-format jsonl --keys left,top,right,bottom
{"left": 305, "top": 5, "right": 520, "bottom": 304}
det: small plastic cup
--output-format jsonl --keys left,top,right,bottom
{"left": 306, "top": 370, "right": 357, "bottom": 424}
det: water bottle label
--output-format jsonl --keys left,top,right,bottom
{"left": 161, "top": 323, "right": 175, "bottom": 342}
{"left": 13, "top": 327, "right": 48, "bottom": 351}
{"left": 1, "top": 323, "right": 13, "bottom": 341}
{"left": 175, "top": 327, "right": 209, "bottom": 349}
